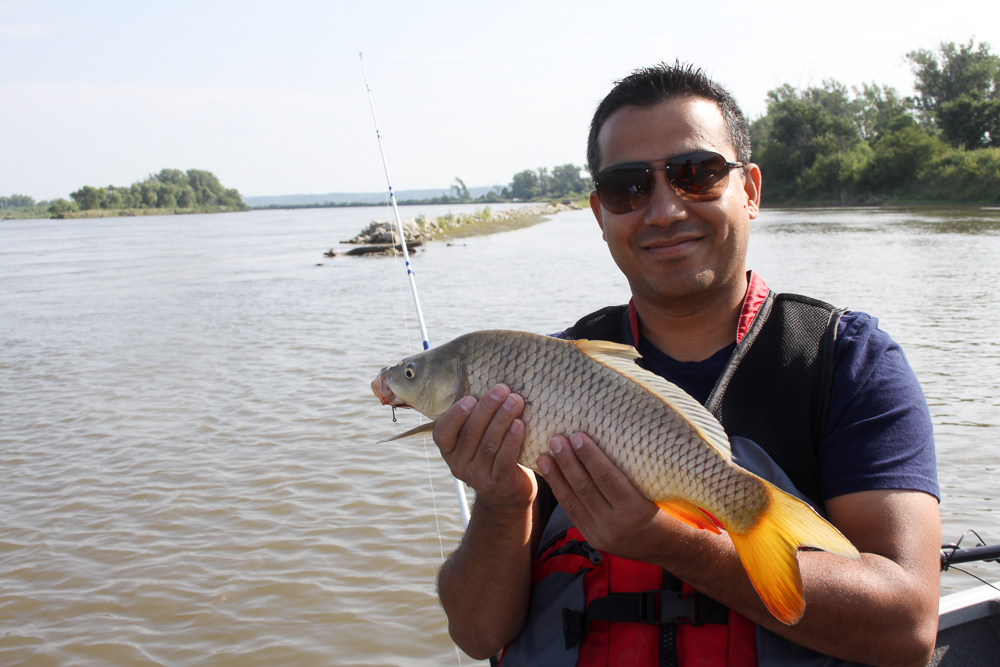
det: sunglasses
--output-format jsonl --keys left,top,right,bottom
{"left": 594, "top": 151, "right": 745, "bottom": 214}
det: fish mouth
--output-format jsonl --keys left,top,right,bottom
{"left": 371, "top": 369, "right": 411, "bottom": 408}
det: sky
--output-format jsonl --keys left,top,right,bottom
{"left": 3, "top": 0, "right": 999, "bottom": 201}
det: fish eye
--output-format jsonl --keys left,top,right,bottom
{"left": 404, "top": 362, "right": 417, "bottom": 379}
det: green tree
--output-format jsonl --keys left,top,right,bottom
{"left": 451, "top": 177, "right": 470, "bottom": 201}
{"left": 0, "top": 194, "right": 36, "bottom": 209}
{"left": 510, "top": 169, "right": 540, "bottom": 200}
{"left": 549, "top": 164, "right": 589, "bottom": 197}
{"left": 906, "top": 40, "right": 1000, "bottom": 147}
{"left": 48, "top": 198, "right": 78, "bottom": 215}
{"left": 851, "top": 83, "right": 912, "bottom": 144}
{"left": 157, "top": 168, "right": 188, "bottom": 186}
{"left": 178, "top": 185, "right": 196, "bottom": 208}
{"left": 936, "top": 96, "right": 1000, "bottom": 148}
{"left": 70, "top": 185, "right": 106, "bottom": 210}
{"left": 764, "top": 81, "right": 861, "bottom": 173}
{"left": 867, "top": 125, "right": 948, "bottom": 190}
{"left": 104, "top": 186, "right": 126, "bottom": 209}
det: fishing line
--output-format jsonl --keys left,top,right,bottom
{"left": 945, "top": 566, "right": 1000, "bottom": 592}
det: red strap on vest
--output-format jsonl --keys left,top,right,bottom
{"left": 737, "top": 272, "right": 769, "bottom": 344}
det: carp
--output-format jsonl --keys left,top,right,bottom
{"left": 371, "top": 329, "right": 859, "bottom": 624}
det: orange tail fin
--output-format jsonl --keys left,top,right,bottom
{"left": 728, "top": 482, "right": 859, "bottom": 624}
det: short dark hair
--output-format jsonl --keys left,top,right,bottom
{"left": 586, "top": 62, "right": 751, "bottom": 180}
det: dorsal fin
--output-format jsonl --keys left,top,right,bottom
{"left": 572, "top": 339, "right": 732, "bottom": 460}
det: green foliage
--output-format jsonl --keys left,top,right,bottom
{"left": 508, "top": 164, "right": 589, "bottom": 201}
{"left": 867, "top": 126, "right": 949, "bottom": 191}
{"left": 936, "top": 96, "right": 1000, "bottom": 148}
{"left": 763, "top": 81, "right": 864, "bottom": 174}
{"left": 451, "top": 177, "right": 471, "bottom": 202}
{"left": 0, "top": 194, "right": 36, "bottom": 209}
{"left": 65, "top": 169, "right": 247, "bottom": 213}
{"left": 70, "top": 185, "right": 106, "bottom": 210}
{"left": 0, "top": 195, "right": 52, "bottom": 219}
{"left": 800, "top": 143, "right": 874, "bottom": 198}
{"left": 907, "top": 40, "right": 1000, "bottom": 112}
{"left": 852, "top": 83, "right": 912, "bottom": 144}
{"left": 48, "top": 199, "right": 78, "bottom": 215}
{"left": 906, "top": 40, "right": 1000, "bottom": 148}
{"left": 753, "top": 40, "right": 1000, "bottom": 202}
{"left": 510, "top": 169, "right": 541, "bottom": 200}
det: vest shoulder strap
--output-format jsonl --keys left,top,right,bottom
{"left": 707, "top": 292, "right": 847, "bottom": 506}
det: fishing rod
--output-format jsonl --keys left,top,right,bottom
{"left": 941, "top": 543, "right": 1000, "bottom": 568}
{"left": 360, "top": 53, "right": 471, "bottom": 528}
{"left": 941, "top": 530, "right": 1000, "bottom": 570}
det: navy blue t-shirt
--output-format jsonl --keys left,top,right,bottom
{"left": 638, "top": 311, "right": 939, "bottom": 503}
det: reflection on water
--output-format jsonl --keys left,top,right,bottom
{"left": 760, "top": 206, "right": 1000, "bottom": 236}
{"left": 0, "top": 204, "right": 997, "bottom": 666}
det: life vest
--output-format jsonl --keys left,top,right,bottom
{"left": 500, "top": 273, "right": 847, "bottom": 667}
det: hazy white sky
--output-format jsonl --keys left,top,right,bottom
{"left": 3, "top": 0, "right": 998, "bottom": 200}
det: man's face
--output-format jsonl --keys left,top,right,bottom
{"left": 590, "top": 97, "right": 761, "bottom": 309}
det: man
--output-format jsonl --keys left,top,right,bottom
{"left": 432, "top": 63, "right": 940, "bottom": 667}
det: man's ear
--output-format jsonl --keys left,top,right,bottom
{"left": 743, "top": 164, "right": 762, "bottom": 219}
{"left": 589, "top": 190, "right": 607, "bottom": 240}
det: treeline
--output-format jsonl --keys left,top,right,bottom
{"left": 0, "top": 194, "right": 41, "bottom": 209}
{"left": 386, "top": 165, "right": 590, "bottom": 206}
{"left": 47, "top": 169, "right": 247, "bottom": 215}
{"left": 753, "top": 40, "right": 1000, "bottom": 203}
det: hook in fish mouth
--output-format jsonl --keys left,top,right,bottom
{"left": 371, "top": 369, "right": 412, "bottom": 409}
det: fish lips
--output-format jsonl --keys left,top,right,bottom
{"left": 371, "top": 368, "right": 411, "bottom": 408}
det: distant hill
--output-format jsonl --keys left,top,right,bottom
{"left": 244, "top": 186, "right": 498, "bottom": 207}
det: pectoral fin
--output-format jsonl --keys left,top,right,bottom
{"left": 378, "top": 420, "right": 437, "bottom": 443}
{"left": 654, "top": 498, "right": 723, "bottom": 535}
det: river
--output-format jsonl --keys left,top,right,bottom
{"left": 1, "top": 203, "right": 997, "bottom": 666}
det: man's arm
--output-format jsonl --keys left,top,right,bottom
{"left": 538, "top": 433, "right": 941, "bottom": 667}
{"left": 433, "top": 385, "right": 542, "bottom": 660}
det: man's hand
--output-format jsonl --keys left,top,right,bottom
{"left": 432, "top": 383, "right": 537, "bottom": 512}
{"left": 537, "top": 432, "right": 676, "bottom": 563}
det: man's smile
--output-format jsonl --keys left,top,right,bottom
{"left": 637, "top": 232, "right": 707, "bottom": 257}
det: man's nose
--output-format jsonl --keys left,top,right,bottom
{"left": 642, "top": 170, "right": 687, "bottom": 225}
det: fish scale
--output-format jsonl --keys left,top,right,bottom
{"left": 373, "top": 329, "right": 860, "bottom": 624}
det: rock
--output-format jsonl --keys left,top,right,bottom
{"left": 341, "top": 217, "right": 428, "bottom": 245}
{"left": 345, "top": 241, "right": 422, "bottom": 256}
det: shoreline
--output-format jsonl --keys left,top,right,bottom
{"left": 54, "top": 206, "right": 248, "bottom": 219}
{"left": 2, "top": 206, "right": 248, "bottom": 221}
{"left": 336, "top": 201, "right": 585, "bottom": 255}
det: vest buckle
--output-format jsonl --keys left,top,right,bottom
{"left": 639, "top": 590, "right": 703, "bottom": 626}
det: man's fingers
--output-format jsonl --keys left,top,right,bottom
{"left": 547, "top": 434, "right": 612, "bottom": 516}
{"left": 566, "top": 432, "right": 639, "bottom": 507}
{"left": 472, "top": 392, "right": 524, "bottom": 472}
{"left": 432, "top": 395, "right": 478, "bottom": 456}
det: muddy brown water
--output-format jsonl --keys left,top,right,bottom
{"left": 1, "top": 204, "right": 997, "bottom": 665}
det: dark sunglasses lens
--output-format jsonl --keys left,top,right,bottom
{"left": 667, "top": 152, "right": 731, "bottom": 199}
{"left": 596, "top": 168, "right": 651, "bottom": 213}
